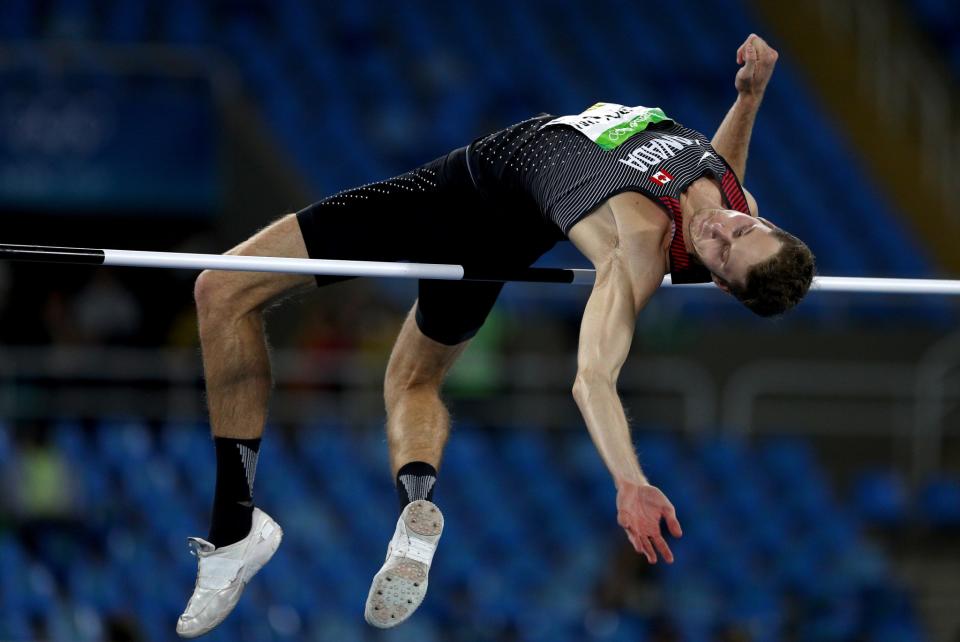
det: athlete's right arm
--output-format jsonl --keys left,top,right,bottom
{"left": 710, "top": 34, "right": 779, "bottom": 181}
{"left": 568, "top": 195, "right": 683, "bottom": 564}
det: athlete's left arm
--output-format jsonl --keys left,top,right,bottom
{"left": 568, "top": 196, "right": 683, "bottom": 564}
{"left": 710, "top": 34, "right": 779, "bottom": 181}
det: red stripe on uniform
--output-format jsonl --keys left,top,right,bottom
{"left": 721, "top": 171, "right": 748, "bottom": 213}
{"left": 661, "top": 196, "right": 690, "bottom": 268}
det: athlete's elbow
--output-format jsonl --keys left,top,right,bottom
{"left": 572, "top": 368, "right": 616, "bottom": 405}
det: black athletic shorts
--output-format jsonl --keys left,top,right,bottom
{"left": 295, "top": 146, "right": 562, "bottom": 345}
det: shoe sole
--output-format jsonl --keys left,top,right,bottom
{"left": 364, "top": 500, "right": 443, "bottom": 628}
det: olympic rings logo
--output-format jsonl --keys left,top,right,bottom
{"left": 606, "top": 117, "right": 645, "bottom": 141}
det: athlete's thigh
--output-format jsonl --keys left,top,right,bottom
{"left": 415, "top": 278, "right": 505, "bottom": 347}
{"left": 385, "top": 305, "right": 471, "bottom": 391}
{"left": 293, "top": 149, "right": 469, "bottom": 297}
{"left": 200, "top": 213, "right": 315, "bottom": 311}
{"left": 412, "top": 210, "right": 560, "bottom": 348}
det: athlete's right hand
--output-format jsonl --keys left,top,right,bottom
{"left": 735, "top": 33, "right": 779, "bottom": 99}
{"left": 615, "top": 481, "right": 683, "bottom": 564}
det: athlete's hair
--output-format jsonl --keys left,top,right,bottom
{"left": 725, "top": 229, "right": 815, "bottom": 317}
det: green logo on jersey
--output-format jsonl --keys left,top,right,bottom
{"left": 594, "top": 107, "right": 670, "bottom": 150}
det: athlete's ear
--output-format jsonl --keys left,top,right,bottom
{"left": 712, "top": 275, "right": 732, "bottom": 293}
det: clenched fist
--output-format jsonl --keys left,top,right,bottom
{"left": 615, "top": 481, "right": 683, "bottom": 564}
{"left": 735, "top": 33, "right": 779, "bottom": 99}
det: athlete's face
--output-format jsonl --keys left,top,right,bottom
{"left": 689, "top": 208, "right": 782, "bottom": 290}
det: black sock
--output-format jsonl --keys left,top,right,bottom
{"left": 396, "top": 461, "right": 437, "bottom": 510}
{"left": 207, "top": 437, "right": 261, "bottom": 548}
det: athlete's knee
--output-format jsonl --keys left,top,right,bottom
{"left": 384, "top": 306, "right": 467, "bottom": 409}
{"left": 383, "top": 356, "right": 443, "bottom": 411}
{"left": 194, "top": 269, "right": 260, "bottom": 328}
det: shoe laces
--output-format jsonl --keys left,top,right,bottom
{"left": 186, "top": 537, "right": 244, "bottom": 588}
{"left": 187, "top": 537, "right": 213, "bottom": 558}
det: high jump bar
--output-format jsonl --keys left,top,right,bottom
{"left": 2, "top": 243, "right": 959, "bottom": 295}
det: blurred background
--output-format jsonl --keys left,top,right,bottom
{"left": 1, "top": 0, "right": 960, "bottom": 640}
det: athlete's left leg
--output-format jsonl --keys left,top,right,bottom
{"left": 383, "top": 306, "right": 470, "bottom": 476}
{"left": 366, "top": 275, "right": 504, "bottom": 628}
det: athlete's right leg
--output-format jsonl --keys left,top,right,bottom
{"left": 193, "top": 214, "right": 314, "bottom": 443}
{"left": 178, "top": 214, "right": 314, "bottom": 639}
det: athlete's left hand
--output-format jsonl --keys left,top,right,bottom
{"left": 735, "top": 33, "right": 779, "bottom": 99}
{"left": 615, "top": 481, "right": 683, "bottom": 564}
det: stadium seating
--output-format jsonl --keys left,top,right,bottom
{"left": 0, "top": 418, "right": 931, "bottom": 641}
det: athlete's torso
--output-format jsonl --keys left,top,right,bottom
{"left": 467, "top": 103, "right": 751, "bottom": 283}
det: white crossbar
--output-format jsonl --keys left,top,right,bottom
{"left": 0, "top": 244, "right": 958, "bottom": 294}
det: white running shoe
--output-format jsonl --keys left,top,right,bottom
{"left": 365, "top": 499, "right": 444, "bottom": 628}
{"left": 176, "top": 508, "right": 283, "bottom": 638}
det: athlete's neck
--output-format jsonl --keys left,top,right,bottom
{"left": 679, "top": 178, "right": 724, "bottom": 254}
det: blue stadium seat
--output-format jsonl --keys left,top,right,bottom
{"left": 0, "top": 538, "right": 30, "bottom": 614}
{"left": 696, "top": 436, "right": 757, "bottom": 485}
{"left": 917, "top": 474, "right": 960, "bottom": 527}
{"left": 634, "top": 431, "right": 684, "bottom": 479}
{"left": 95, "top": 418, "right": 153, "bottom": 464}
{"left": 852, "top": 470, "right": 911, "bottom": 527}
{"left": 52, "top": 420, "right": 88, "bottom": 460}
{"left": 759, "top": 437, "right": 817, "bottom": 477}
{"left": 159, "top": 421, "right": 209, "bottom": 456}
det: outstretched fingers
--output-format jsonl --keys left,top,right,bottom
{"left": 652, "top": 534, "right": 674, "bottom": 564}
{"left": 664, "top": 504, "right": 683, "bottom": 538}
{"left": 625, "top": 526, "right": 675, "bottom": 565}
{"left": 618, "top": 484, "right": 684, "bottom": 565}
{"left": 639, "top": 537, "right": 658, "bottom": 564}
{"left": 625, "top": 526, "right": 657, "bottom": 564}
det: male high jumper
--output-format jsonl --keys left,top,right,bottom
{"left": 176, "top": 34, "right": 814, "bottom": 636}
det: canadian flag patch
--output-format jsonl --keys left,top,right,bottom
{"left": 649, "top": 169, "right": 674, "bottom": 186}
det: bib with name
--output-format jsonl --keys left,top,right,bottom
{"left": 542, "top": 103, "right": 673, "bottom": 151}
